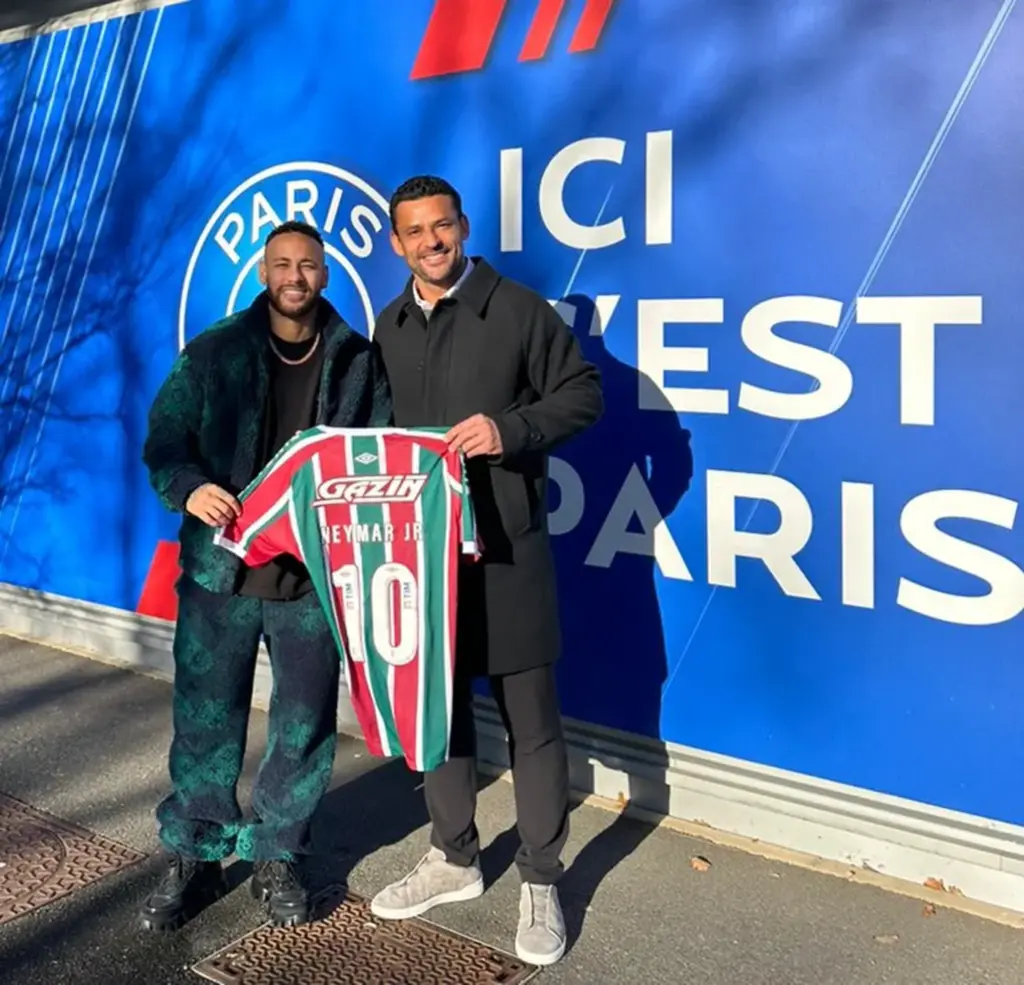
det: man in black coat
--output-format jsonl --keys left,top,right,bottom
{"left": 368, "top": 175, "right": 603, "bottom": 966}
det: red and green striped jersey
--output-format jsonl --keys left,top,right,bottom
{"left": 213, "top": 426, "right": 479, "bottom": 772}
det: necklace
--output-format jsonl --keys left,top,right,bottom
{"left": 268, "top": 331, "right": 321, "bottom": 365}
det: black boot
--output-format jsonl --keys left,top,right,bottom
{"left": 250, "top": 860, "right": 311, "bottom": 927}
{"left": 139, "top": 855, "right": 227, "bottom": 931}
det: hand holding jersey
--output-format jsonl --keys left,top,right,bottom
{"left": 214, "top": 425, "right": 479, "bottom": 774}
{"left": 445, "top": 413, "right": 502, "bottom": 458}
{"left": 186, "top": 483, "right": 241, "bottom": 527}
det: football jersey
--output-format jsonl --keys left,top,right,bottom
{"left": 213, "top": 426, "right": 479, "bottom": 772}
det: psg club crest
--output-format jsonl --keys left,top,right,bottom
{"left": 177, "top": 161, "right": 396, "bottom": 350}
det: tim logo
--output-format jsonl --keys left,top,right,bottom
{"left": 313, "top": 474, "right": 429, "bottom": 507}
{"left": 411, "top": 0, "right": 617, "bottom": 80}
{"left": 178, "top": 162, "right": 393, "bottom": 350}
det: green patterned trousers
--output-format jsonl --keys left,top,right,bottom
{"left": 156, "top": 575, "right": 339, "bottom": 862}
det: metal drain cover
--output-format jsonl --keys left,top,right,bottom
{"left": 192, "top": 884, "right": 539, "bottom": 985}
{"left": 0, "top": 790, "right": 147, "bottom": 925}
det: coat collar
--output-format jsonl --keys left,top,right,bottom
{"left": 395, "top": 255, "right": 501, "bottom": 325}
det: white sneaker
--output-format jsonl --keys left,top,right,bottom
{"left": 369, "top": 847, "right": 484, "bottom": 920}
{"left": 514, "top": 883, "right": 567, "bottom": 966}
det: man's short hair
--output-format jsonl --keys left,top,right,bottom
{"left": 265, "top": 219, "right": 324, "bottom": 249}
{"left": 389, "top": 175, "right": 463, "bottom": 229}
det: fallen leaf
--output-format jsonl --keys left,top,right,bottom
{"left": 924, "top": 877, "right": 946, "bottom": 892}
{"left": 874, "top": 934, "right": 899, "bottom": 945}
{"left": 690, "top": 855, "right": 712, "bottom": 872}
{"left": 922, "top": 903, "right": 937, "bottom": 918}
{"left": 948, "top": 885, "right": 965, "bottom": 897}
{"left": 616, "top": 791, "right": 628, "bottom": 810}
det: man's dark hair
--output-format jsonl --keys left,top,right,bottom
{"left": 389, "top": 175, "right": 463, "bottom": 229}
{"left": 265, "top": 219, "right": 324, "bottom": 249}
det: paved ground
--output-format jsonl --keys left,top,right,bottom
{"left": 2, "top": 634, "right": 1024, "bottom": 985}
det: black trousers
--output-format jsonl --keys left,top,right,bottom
{"left": 426, "top": 663, "right": 570, "bottom": 885}
{"left": 156, "top": 576, "right": 340, "bottom": 862}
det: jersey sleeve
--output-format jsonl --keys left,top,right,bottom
{"left": 445, "top": 449, "right": 480, "bottom": 558}
{"left": 212, "top": 432, "right": 316, "bottom": 566}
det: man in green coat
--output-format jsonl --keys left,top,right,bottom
{"left": 139, "top": 220, "right": 391, "bottom": 931}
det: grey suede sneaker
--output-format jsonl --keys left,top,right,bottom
{"left": 515, "top": 883, "right": 567, "bottom": 966}
{"left": 369, "top": 847, "right": 485, "bottom": 920}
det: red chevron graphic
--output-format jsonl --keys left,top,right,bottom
{"left": 410, "top": 0, "right": 508, "bottom": 80}
{"left": 519, "top": 0, "right": 568, "bottom": 62}
{"left": 136, "top": 540, "right": 180, "bottom": 622}
{"left": 411, "top": 0, "right": 617, "bottom": 80}
{"left": 567, "top": 0, "right": 617, "bottom": 53}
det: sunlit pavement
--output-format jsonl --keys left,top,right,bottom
{"left": 2, "top": 633, "right": 1023, "bottom": 985}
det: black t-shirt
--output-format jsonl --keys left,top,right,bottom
{"left": 236, "top": 331, "right": 324, "bottom": 601}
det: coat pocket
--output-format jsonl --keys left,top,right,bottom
{"left": 491, "top": 467, "right": 535, "bottom": 539}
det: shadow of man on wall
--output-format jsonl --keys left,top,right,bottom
{"left": 552, "top": 292, "right": 695, "bottom": 952}
{"left": 550, "top": 293, "right": 694, "bottom": 744}
{"left": 480, "top": 292, "right": 696, "bottom": 952}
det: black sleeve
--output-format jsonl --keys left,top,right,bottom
{"left": 141, "top": 349, "right": 211, "bottom": 512}
{"left": 492, "top": 297, "right": 604, "bottom": 460}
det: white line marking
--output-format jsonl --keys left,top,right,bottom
{"left": 660, "top": 0, "right": 1017, "bottom": 697}
{"left": 0, "top": 20, "right": 110, "bottom": 451}
{"left": 0, "top": 32, "right": 57, "bottom": 274}
{"left": 0, "top": 36, "right": 40, "bottom": 226}
{"left": 1, "top": 9, "right": 163, "bottom": 556}
{"left": 0, "top": 0, "right": 187, "bottom": 44}
{"left": 0, "top": 28, "right": 89, "bottom": 410}
{"left": 0, "top": 16, "right": 122, "bottom": 518}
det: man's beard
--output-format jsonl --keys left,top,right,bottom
{"left": 268, "top": 287, "right": 319, "bottom": 320}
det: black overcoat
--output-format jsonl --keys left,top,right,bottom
{"left": 372, "top": 257, "right": 604, "bottom": 676}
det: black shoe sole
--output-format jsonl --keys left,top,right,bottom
{"left": 250, "top": 870, "right": 310, "bottom": 925}
{"left": 140, "top": 878, "right": 227, "bottom": 933}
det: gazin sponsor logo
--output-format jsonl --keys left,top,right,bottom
{"left": 313, "top": 474, "right": 429, "bottom": 507}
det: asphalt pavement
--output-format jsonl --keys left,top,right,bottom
{"left": 2, "top": 633, "right": 1023, "bottom": 985}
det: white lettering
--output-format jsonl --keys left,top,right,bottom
{"left": 856, "top": 296, "right": 983, "bottom": 426}
{"left": 549, "top": 294, "right": 621, "bottom": 337}
{"left": 286, "top": 179, "right": 319, "bottom": 226}
{"left": 586, "top": 464, "right": 693, "bottom": 580}
{"left": 547, "top": 457, "right": 585, "bottom": 536}
{"left": 706, "top": 469, "right": 820, "bottom": 600}
{"left": 897, "top": 490, "right": 1024, "bottom": 626}
{"left": 509, "top": 131, "right": 674, "bottom": 250}
{"left": 251, "top": 191, "right": 283, "bottom": 244}
{"left": 645, "top": 130, "right": 673, "bottom": 246}
{"left": 738, "top": 295, "right": 853, "bottom": 420}
{"left": 214, "top": 212, "right": 244, "bottom": 265}
{"left": 323, "top": 186, "right": 343, "bottom": 234}
{"left": 841, "top": 481, "right": 875, "bottom": 608}
{"left": 540, "top": 137, "right": 626, "bottom": 250}
{"left": 342, "top": 204, "right": 382, "bottom": 259}
{"left": 500, "top": 147, "right": 523, "bottom": 252}
{"left": 637, "top": 298, "right": 729, "bottom": 414}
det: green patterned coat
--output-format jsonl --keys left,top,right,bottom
{"left": 142, "top": 294, "right": 392, "bottom": 594}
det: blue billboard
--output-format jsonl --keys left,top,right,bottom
{"left": 1, "top": 0, "right": 1021, "bottom": 828}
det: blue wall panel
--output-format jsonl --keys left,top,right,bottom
{"left": 1, "top": 0, "right": 1021, "bottom": 824}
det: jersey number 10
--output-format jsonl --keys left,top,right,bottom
{"left": 332, "top": 563, "right": 418, "bottom": 668}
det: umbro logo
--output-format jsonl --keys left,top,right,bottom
{"left": 354, "top": 453, "right": 378, "bottom": 465}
